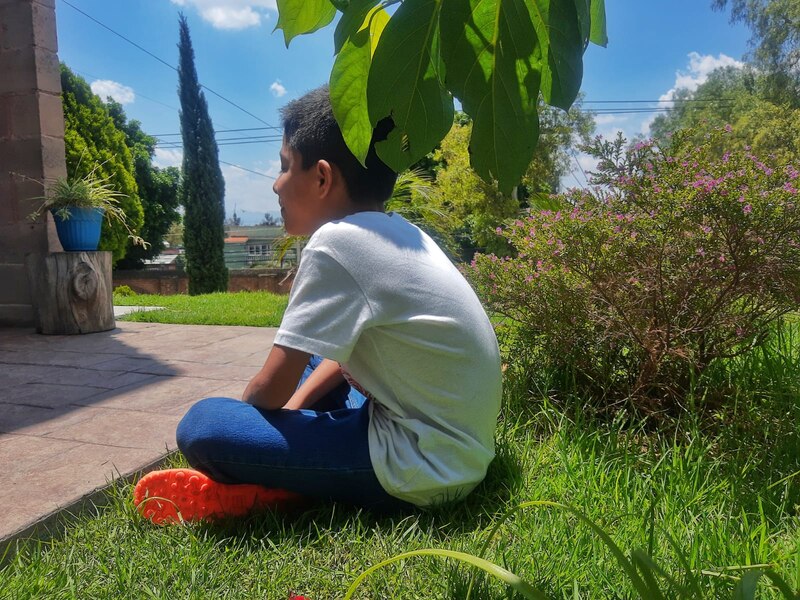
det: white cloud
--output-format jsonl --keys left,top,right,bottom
{"left": 594, "top": 114, "right": 629, "bottom": 126}
{"left": 171, "top": 0, "right": 277, "bottom": 30}
{"left": 153, "top": 148, "right": 183, "bottom": 168}
{"left": 659, "top": 51, "right": 744, "bottom": 102}
{"left": 90, "top": 80, "right": 135, "bottom": 104}
{"left": 270, "top": 80, "right": 287, "bottom": 98}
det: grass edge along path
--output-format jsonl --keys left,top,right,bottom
{"left": 113, "top": 290, "right": 288, "bottom": 327}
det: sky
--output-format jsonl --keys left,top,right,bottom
{"left": 54, "top": 0, "right": 752, "bottom": 225}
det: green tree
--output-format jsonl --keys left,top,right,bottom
{"left": 106, "top": 100, "right": 182, "bottom": 269}
{"left": 177, "top": 14, "right": 228, "bottom": 294}
{"left": 60, "top": 65, "right": 143, "bottom": 263}
{"left": 712, "top": 0, "right": 800, "bottom": 105}
{"left": 274, "top": 0, "right": 607, "bottom": 193}
{"left": 404, "top": 102, "right": 594, "bottom": 260}
{"left": 650, "top": 67, "right": 800, "bottom": 164}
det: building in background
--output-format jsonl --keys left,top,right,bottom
{"left": 223, "top": 225, "right": 303, "bottom": 269}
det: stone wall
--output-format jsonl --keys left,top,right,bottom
{"left": 0, "top": 0, "right": 65, "bottom": 326}
{"left": 113, "top": 269, "right": 295, "bottom": 296}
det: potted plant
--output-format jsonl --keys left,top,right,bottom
{"left": 28, "top": 165, "right": 147, "bottom": 252}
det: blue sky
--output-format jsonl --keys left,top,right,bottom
{"left": 55, "top": 0, "right": 751, "bottom": 224}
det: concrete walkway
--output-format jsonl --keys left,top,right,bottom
{"left": 0, "top": 320, "right": 275, "bottom": 546}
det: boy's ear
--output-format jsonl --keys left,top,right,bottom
{"left": 315, "top": 159, "right": 335, "bottom": 197}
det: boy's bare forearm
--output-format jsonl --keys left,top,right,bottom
{"left": 242, "top": 344, "right": 309, "bottom": 409}
{"left": 283, "top": 358, "right": 345, "bottom": 410}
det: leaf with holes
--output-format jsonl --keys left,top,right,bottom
{"left": 440, "top": 0, "right": 542, "bottom": 193}
{"left": 330, "top": 2, "right": 389, "bottom": 165}
{"left": 367, "top": 0, "right": 454, "bottom": 172}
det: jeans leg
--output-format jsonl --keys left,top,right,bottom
{"left": 176, "top": 397, "right": 410, "bottom": 512}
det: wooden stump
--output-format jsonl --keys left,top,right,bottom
{"left": 26, "top": 251, "right": 115, "bottom": 335}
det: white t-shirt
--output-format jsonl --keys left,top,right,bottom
{"left": 274, "top": 212, "right": 502, "bottom": 506}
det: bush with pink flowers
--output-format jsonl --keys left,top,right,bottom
{"left": 470, "top": 128, "right": 800, "bottom": 410}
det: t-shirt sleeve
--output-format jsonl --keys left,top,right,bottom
{"left": 274, "top": 247, "right": 373, "bottom": 363}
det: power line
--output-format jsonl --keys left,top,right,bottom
{"left": 219, "top": 160, "right": 276, "bottom": 180}
{"left": 152, "top": 126, "right": 281, "bottom": 137}
{"left": 157, "top": 134, "right": 282, "bottom": 143}
{"left": 582, "top": 98, "right": 736, "bottom": 104}
{"left": 61, "top": 0, "right": 275, "bottom": 128}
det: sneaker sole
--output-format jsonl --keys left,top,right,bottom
{"left": 133, "top": 468, "right": 299, "bottom": 525}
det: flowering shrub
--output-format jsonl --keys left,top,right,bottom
{"left": 471, "top": 128, "right": 800, "bottom": 409}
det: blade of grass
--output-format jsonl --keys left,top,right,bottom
{"left": 343, "top": 548, "right": 547, "bottom": 600}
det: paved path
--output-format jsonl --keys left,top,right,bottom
{"left": 0, "top": 321, "right": 275, "bottom": 545}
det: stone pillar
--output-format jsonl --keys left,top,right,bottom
{"left": 0, "top": 0, "right": 64, "bottom": 326}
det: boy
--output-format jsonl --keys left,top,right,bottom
{"left": 134, "top": 86, "right": 502, "bottom": 524}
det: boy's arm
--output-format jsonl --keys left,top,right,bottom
{"left": 242, "top": 346, "right": 346, "bottom": 411}
{"left": 242, "top": 344, "right": 310, "bottom": 409}
{"left": 283, "top": 358, "right": 345, "bottom": 410}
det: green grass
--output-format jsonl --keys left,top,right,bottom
{"left": 2, "top": 318, "right": 799, "bottom": 598}
{"left": 113, "top": 291, "right": 289, "bottom": 327}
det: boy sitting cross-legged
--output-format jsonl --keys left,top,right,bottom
{"left": 134, "top": 85, "right": 502, "bottom": 524}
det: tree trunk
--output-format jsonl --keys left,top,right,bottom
{"left": 26, "top": 252, "right": 115, "bottom": 335}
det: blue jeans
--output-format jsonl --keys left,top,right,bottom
{"left": 176, "top": 355, "right": 412, "bottom": 512}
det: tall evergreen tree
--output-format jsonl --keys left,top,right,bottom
{"left": 177, "top": 14, "right": 228, "bottom": 294}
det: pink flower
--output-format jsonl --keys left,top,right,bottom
{"left": 719, "top": 254, "right": 726, "bottom": 262}
{"left": 743, "top": 204, "right": 752, "bottom": 214}
{"left": 696, "top": 247, "right": 706, "bottom": 257}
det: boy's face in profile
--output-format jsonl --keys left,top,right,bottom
{"left": 273, "top": 138, "right": 324, "bottom": 236}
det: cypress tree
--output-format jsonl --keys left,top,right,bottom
{"left": 177, "top": 14, "right": 228, "bottom": 294}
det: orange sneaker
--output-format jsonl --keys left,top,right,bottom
{"left": 133, "top": 468, "right": 300, "bottom": 525}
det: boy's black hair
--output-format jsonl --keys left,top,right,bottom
{"left": 280, "top": 85, "right": 397, "bottom": 205}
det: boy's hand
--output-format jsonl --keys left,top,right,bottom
{"left": 283, "top": 358, "right": 345, "bottom": 410}
{"left": 243, "top": 344, "right": 310, "bottom": 410}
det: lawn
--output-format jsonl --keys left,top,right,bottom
{"left": 2, "top": 298, "right": 798, "bottom": 598}
{"left": 114, "top": 290, "right": 289, "bottom": 327}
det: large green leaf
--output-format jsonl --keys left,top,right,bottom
{"left": 274, "top": 0, "right": 337, "bottom": 47}
{"left": 529, "top": 0, "right": 584, "bottom": 110}
{"left": 589, "top": 0, "right": 607, "bottom": 46}
{"left": 440, "top": 0, "right": 542, "bottom": 193}
{"left": 330, "top": 3, "right": 389, "bottom": 165}
{"left": 333, "top": 0, "right": 379, "bottom": 53}
{"left": 367, "top": 0, "right": 454, "bottom": 172}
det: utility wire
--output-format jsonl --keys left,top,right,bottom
{"left": 582, "top": 98, "right": 736, "bottom": 104}
{"left": 61, "top": 0, "right": 275, "bottom": 128}
{"left": 73, "top": 68, "right": 181, "bottom": 113}
{"left": 153, "top": 126, "right": 281, "bottom": 137}
{"left": 219, "top": 160, "right": 276, "bottom": 180}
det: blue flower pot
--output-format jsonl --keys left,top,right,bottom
{"left": 52, "top": 207, "right": 105, "bottom": 251}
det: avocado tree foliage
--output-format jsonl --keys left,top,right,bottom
{"left": 274, "top": 0, "right": 607, "bottom": 193}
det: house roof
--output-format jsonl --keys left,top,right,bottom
{"left": 225, "top": 236, "right": 249, "bottom": 243}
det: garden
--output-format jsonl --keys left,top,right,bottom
{"left": 3, "top": 126, "right": 799, "bottom": 599}
{"left": 3, "top": 0, "right": 799, "bottom": 597}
